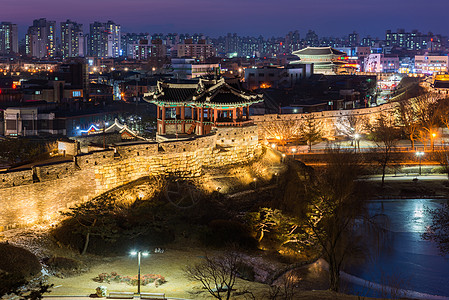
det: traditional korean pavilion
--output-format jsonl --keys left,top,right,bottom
{"left": 144, "top": 78, "right": 264, "bottom": 137}
{"left": 291, "top": 47, "right": 348, "bottom": 74}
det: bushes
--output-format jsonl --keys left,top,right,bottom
{"left": 93, "top": 272, "right": 166, "bottom": 286}
{"left": 43, "top": 256, "right": 83, "bottom": 277}
{"left": 0, "top": 243, "right": 41, "bottom": 279}
{"left": 201, "top": 219, "right": 257, "bottom": 249}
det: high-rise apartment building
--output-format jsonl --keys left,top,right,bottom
{"left": 88, "top": 21, "right": 121, "bottom": 58}
{"left": 177, "top": 39, "right": 214, "bottom": 60}
{"left": 0, "top": 22, "right": 18, "bottom": 55}
{"left": 61, "top": 20, "right": 84, "bottom": 58}
{"left": 25, "top": 18, "right": 56, "bottom": 58}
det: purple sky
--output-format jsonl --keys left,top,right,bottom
{"left": 3, "top": 0, "right": 449, "bottom": 38}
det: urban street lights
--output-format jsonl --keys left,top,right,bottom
{"left": 292, "top": 148, "right": 297, "bottom": 159}
{"left": 416, "top": 151, "right": 424, "bottom": 175}
{"left": 253, "top": 178, "right": 257, "bottom": 189}
{"left": 130, "top": 250, "right": 149, "bottom": 294}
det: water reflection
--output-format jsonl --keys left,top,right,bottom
{"left": 348, "top": 199, "right": 449, "bottom": 298}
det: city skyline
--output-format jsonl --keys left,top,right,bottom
{"left": 3, "top": 0, "right": 449, "bottom": 38}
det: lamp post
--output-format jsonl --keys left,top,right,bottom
{"left": 253, "top": 178, "right": 257, "bottom": 189}
{"left": 281, "top": 153, "right": 286, "bottom": 162}
{"left": 292, "top": 148, "right": 297, "bottom": 159}
{"left": 130, "top": 250, "right": 149, "bottom": 294}
{"left": 416, "top": 151, "right": 424, "bottom": 176}
{"left": 354, "top": 133, "right": 360, "bottom": 152}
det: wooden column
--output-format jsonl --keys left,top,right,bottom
{"left": 214, "top": 108, "right": 218, "bottom": 123}
{"left": 233, "top": 108, "right": 237, "bottom": 123}
{"left": 157, "top": 106, "right": 160, "bottom": 119}
{"left": 181, "top": 106, "right": 186, "bottom": 133}
{"left": 200, "top": 107, "right": 204, "bottom": 135}
{"left": 161, "top": 106, "right": 166, "bottom": 134}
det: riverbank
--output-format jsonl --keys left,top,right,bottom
{"left": 360, "top": 174, "right": 449, "bottom": 199}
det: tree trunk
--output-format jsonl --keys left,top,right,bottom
{"left": 82, "top": 230, "right": 91, "bottom": 255}
{"left": 381, "top": 163, "right": 386, "bottom": 187}
{"left": 328, "top": 259, "right": 340, "bottom": 292}
{"left": 410, "top": 136, "right": 415, "bottom": 150}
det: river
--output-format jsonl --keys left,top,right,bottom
{"left": 347, "top": 199, "right": 449, "bottom": 299}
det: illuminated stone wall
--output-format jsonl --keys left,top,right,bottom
{"left": 253, "top": 102, "right": 397, "bottom": 140}
{"left": 0, "top": 125, "right": 260, "bottom": 230}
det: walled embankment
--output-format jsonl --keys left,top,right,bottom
{"left": 0, "top": 126, "right": 260, "bottom": 230}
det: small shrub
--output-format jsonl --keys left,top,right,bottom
{"left": 0, "top": 243, "right": 41, "bottom": 279}
{"left": 93, "top": 272, "right": 166, "bottom": 286}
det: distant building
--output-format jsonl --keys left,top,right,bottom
{"left": 88, "top": 21, "right": 121, "bottom": 58}
{"left": 244, "top": 65, "right": 312, "bottom": 90}
{"left": 177, "top": 39, "right": 215, "bottom": 61}
{"left": 0, "top": 22, "right": 18, "bottom": 55}
{"left": 171, "top": 58, "right": 220, "bottom": 79}
{"left": 61, "top": 20, "right": 84, "bottom": 58}
{"left": 364, "top": 54, "right": 399, "bottom": 73}
{"left": 415, "top": 55, "right": 448, "bottom": 74}
{"left": 25, "top": 18, "right": 56, "bottom": 58}
{"left": 131, "top": 39, "right": 151, "bottom": 60}
{"left": 3, "top": 107, "right": 67, "bottom": 136}
{"left": 150, "top": 39, "right": 167, "bottom": 58}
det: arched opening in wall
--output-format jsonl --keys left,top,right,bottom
{"left": 94, "top": 161, "right": 97, "bottom": 165}
{"left": 137, "top": 152, "right": 140, "bottom": 156}
{"left": 46, "top": 171, "right": 49, "bottom": 175}
{"left": 22, "top": 176, "right": 24, "bottom": 179}
{"left": 2, "top": 179, "right": 5, "bottom": 182}
{"left": 86, "top": 160, "right": 88, "bottom": 164}
{"left": 146, "top": 147, "right": 149, "bottom": 150}
{"left": 66, "top": 168, "right": 68, "bottom": 171}
{"left": 103, "top": 155, "right": 106, "bottom": 158}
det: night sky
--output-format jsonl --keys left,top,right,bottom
{"left": 3, "top": 0, "right": 449, "bottom": 38}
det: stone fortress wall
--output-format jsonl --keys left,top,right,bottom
{"left": 252, "top": 102, "right": 398, "bottom": 140}
{"left": 0, "top": 126, "right": 261, "bottom": 230}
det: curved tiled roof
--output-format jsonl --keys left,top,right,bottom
{"left": 144, "top": 78, "right": 263, "bottom": 107}
{"left": 292, "top": 46, "right": 347, "bottom": 56}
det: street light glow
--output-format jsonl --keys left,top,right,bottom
{"left": 130, "top": 251, "right": 137, "bottom": 256}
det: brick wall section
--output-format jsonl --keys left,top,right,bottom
{"left": 34, "top": 161, "right": 77, "bottom": 182}
{"left": 0, "top": 169, "right": 96, "bottom": 231}
{"left": 0, "top": 169, "right": 34, "bottom": 188}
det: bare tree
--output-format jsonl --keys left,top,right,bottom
{"left": 267, "top": 274, "right": 296, "bottom": 300}
{"left": 413, "top": 93, "right": 442, "bottom": 149}
{"left": 61, "top": 194, "right": 121, "bottom": 255}
{"left": 184, "top": 252, "right": 241, "bottom": 300}
{"left": 396, "top": 100, "right": 419, "bottom": 149}
{"left": 366, "top": 114, "right": 401, "bottom": 187}
{"left": 259, "top": 119, "right": 302, "bottom": 146}
{"left": 302, "top": 148, "right": 388, "bottom": 292}
{"left": 301, "top": 114, "right": 323, "bottom": 151}
{"left": 422, "top": 202, "right": 449, "bottom": 255}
